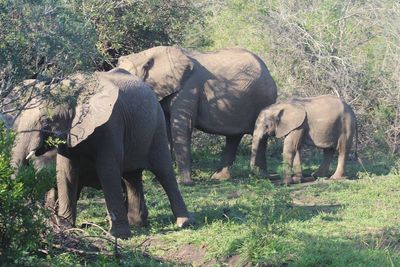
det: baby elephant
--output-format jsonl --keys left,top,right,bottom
{"left": 250, "top": 95, "right": 357, "bottom": 185}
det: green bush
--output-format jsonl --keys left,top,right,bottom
{"left": 0, "top": 0, "right": 102, "bottom": 84}
{"left": 0, "top": 123, "right": 53, "bottom": 265}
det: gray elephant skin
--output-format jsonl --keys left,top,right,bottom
{"left": 11, "top": 116, "right": 134, "bottom": 218}
{"left": 251, "top": 95, "right": 357, "bottom": 185}
{"left": 8, "top": 80, "right": 110, "bottom": 210}
{"left": 118, "top": 46, "right": 277, "bottom": 185}
{"left": 11, "top": 68, "right": 191, "bottom": 238}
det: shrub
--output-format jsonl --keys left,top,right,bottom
{"left": 0, "top": 123, "right": 53, "bottom": 265}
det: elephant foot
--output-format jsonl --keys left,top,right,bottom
{"left": 329, "top": 174, "right": 346, "bottom": 180}
{"left": 211, "top": 167, "right": 231, "bottom": 180}
{"left": 282, "top": 175, "right": 302, "bottom": 185}
{"left": 250, "top": 166, "right": 268, "bottom": 178}
{"left": 176, "top": 216, "right": 194, "bottom": 228}
{"left": 179, "top": 178, "right": 195, "bottom": 186}
{"left": 312, "top": 170, "right": 329, "bottom": 178}
{"left": 57, "top": 216, "right": 74, "bottom": 229}
{"left": 127, "top": 213, "right": 148, "bottom": 227}
{"left": 292, "top": 175, "right": 302, "bottom": 183}
{"left": 109, "top": 223, "right": 131, "bottom": 239}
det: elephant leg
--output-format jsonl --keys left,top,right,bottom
{"left": 123, "top": 171, "right": 149, "bottom": 227}
{"left": 312, "top": 148, "right": 334, "bottom": 178}
{"left": 95, "top": 158, "right": 131, "bottom": 239}
{"left": 164, "top": 113, "right": 173, "bottom": 154}
{"left": 211, "top": 134, "right": 243, "bottom": 180}
{"left": 170, "top": 89, "right": 199, "bottom": 186}
{"left": 151, "top": 164, "right": 192, "bottom": 228}
{"left": 46, "top": 181, "right": 84, "bottom": 213}
{"left": 282, "top": 129, "right": 303, "bottom": 185}
{"left": 45, "top": 187, "right": 57, "bottom": 211}
{"left": 56, "top": 153, "right": 79, "bottom": 227}
{"left": 250, "top": 134, "right": 268, "bottom": 177}
{"left": 330, "top": 148, "right": 347, "bottom": 180}
{"left": 149, "top": 129, "right": 192, "bottom": 227}
{"left": 292, "top": 150, "right": 303, "bottom": 183}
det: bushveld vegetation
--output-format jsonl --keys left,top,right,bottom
{"left": 0, "top": 0, "right": 399, "bottom": 266}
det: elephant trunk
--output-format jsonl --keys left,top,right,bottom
{"left": 250, "top": 119, "right": 268, "bottom": 176}
{"left": 10, "top": 136, "right": 28, "bottom": 169}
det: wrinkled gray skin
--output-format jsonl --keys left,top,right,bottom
{"left": 118, "top": 46, "right": 277, "bottom": 185}
{"left": 10, "top": 120, "right": 102, "bottom": 212}
{"left": 251, "top": 95, "right": 357, "bottom": 185}
{"left": 11, "top": 68, "right": 191, "bottom": 238}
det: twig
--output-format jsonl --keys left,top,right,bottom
{"left": 64, "top": 227, "right": 86, "bottom": 234}
{"left": 52, "top": 244, "right": 114, "bottom": 256}
{"left": 82, "top": 235, "right": 124, "bottom": 249}
{"left": 80, "top": 221, "right": 109, "bottom": 235}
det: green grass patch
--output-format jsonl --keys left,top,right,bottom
{"left": 69, "top": 144, "right": 400, "bottom": 266}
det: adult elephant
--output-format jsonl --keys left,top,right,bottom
{"left": 10, "top": 112, "right": 131, "bottom": 222}
{"left": 11, "top": 68, "right": 191, "bottom": 238}
{"left": 118, "top": 46, "right": 277, "bottom": 185}
{"left": 7, "top": 81, "right": 123, "bottom": 217}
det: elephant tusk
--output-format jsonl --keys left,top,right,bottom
{"left": 26, "top": 150, "right": 36, "bottom": 160}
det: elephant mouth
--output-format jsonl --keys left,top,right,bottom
{"left": 34, "top": 144, "right": 52, "bottom": 157}
{"left": 26, "top": 134, "right": 54, "bottom": 160}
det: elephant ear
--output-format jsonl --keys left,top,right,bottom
{"left": 67, "top": 74, "right": 119, "bottom": 147}
{"left": 123, "top": 46, "right": 194, "bottom": 101}
{"left": 275, "top": 104, "right": 306, "bottom": 138}
{"left": 157, "top": 46, "right": 194, "bottom": 100}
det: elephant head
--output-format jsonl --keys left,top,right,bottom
{"left": 11, "top": 73, "right": 119, "bottom": 166}
{"left": 117, "top": 46, "right": 193, "bottom": 101}
{"left": 251, "top": 103, "right": 306, "bottom": 168}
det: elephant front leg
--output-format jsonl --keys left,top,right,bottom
{"left": 123, "top": 171, "right": 149, "bottom": 227}
{"left": 96, "top": 158, "right": 131, "bottom": 239}
{"left": 211, "top": 134, "right": 243, "bottom": 180}
{"left": 282, "top": 147, "right": 295, "bottom": 185}
{"left": 250, "top": 134, "right": 268, "bottom": 177}
{"left": 56, "top": 153, "right": 79, "bottom": 227}
{"left": 282, "top": 130, "right": 303, "bottom": 185}
{"left": 291, "top": 150, "right": 303, "bottom": 183}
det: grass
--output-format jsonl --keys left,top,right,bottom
{"left": 46, "top": 138, "right": 400, "bottom": 266}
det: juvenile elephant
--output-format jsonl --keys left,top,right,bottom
{"left": 11, "top": 68, "right": 191, "bottom": 238}
{"left": 118, "top": 46, "right": 277, "bottom": 185}
{"left": 250, "top": 95, "right": 357, "bottom": 185}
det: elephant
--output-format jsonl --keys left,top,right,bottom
{"left": 117, "top": 46, "right": 277, "bottom": 185}
{"left": 6, "top": 81, "right": 110, "bottom": 214}
{"left": 11, "top": 68, "right": 192, "bottom": 238}
{"left": 250, "top": 95, "right": 357, "bottom": 185}
{"left": 10, "top": 119, "right": 130, "bottom": 220}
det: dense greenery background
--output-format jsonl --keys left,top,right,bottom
{"left": 0, "top": 0, "right": 399, "bottom": 265}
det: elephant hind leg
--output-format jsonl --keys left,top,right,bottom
{"left": 149, "top": 138, "right": 192, "bottom": 227}
{"left": 312, "top": 148, "right": 334, "bottom": 178}
{"left": 211, "top": 134, "right": 243, "bottom": 180}
{"left": 330, "top": 136, "right": 350, "bottom": 180}
{"left": 122, "top": 171, "right": 149, "bottom": 227}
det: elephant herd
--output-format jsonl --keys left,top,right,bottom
{"left": 4, "top": 46, "right": 357, "bottom": 238}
